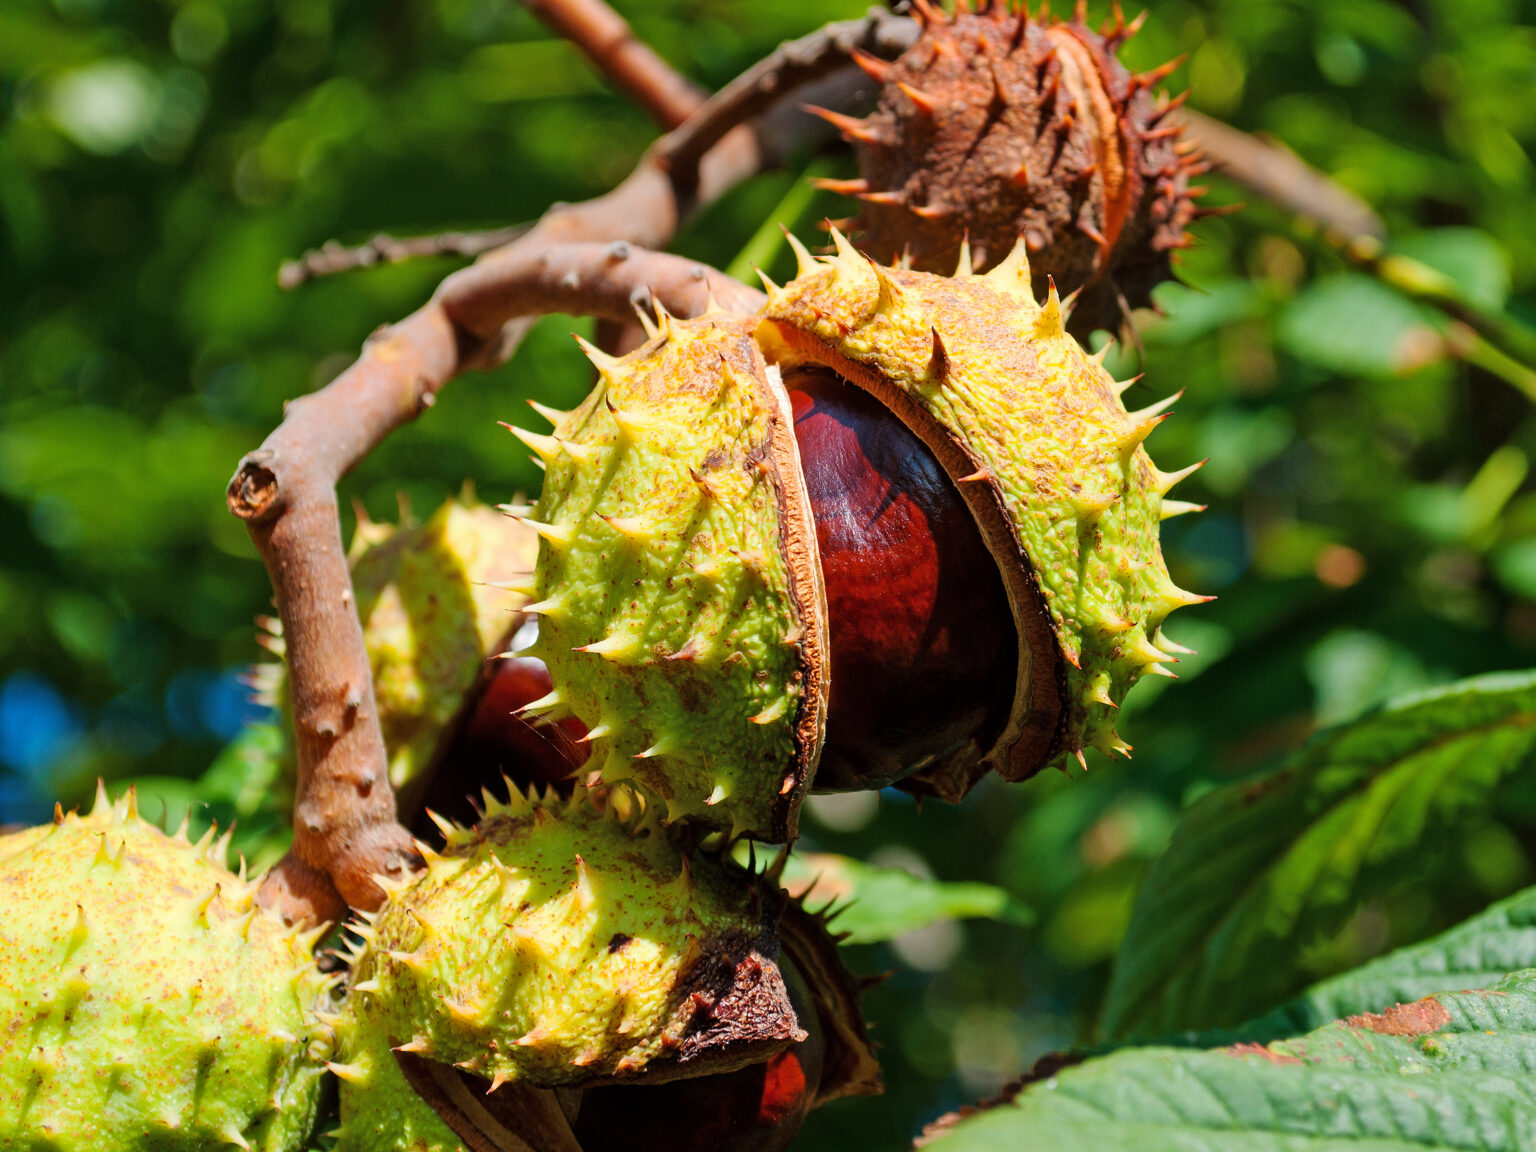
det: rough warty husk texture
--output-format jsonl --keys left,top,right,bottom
{"left": 814, "top": 0, "right": 1203, "bottom": 336}
{"left": 762, "top": 231, "right": 1206, "bottom": 775}
{"left": 511, "top": 312, "right": 827, "bottom": 842}
{"left": 507, "top": 233, "right": 1202, "bottom": 823}
{"left": 0, "top": 785, "right": 331, "bottom": 1151}
{"left": 251, "top": 494, "right": 538, "bottom": 811}
{"left": 331, "top": 787, "right": 810, "bottom": 1151}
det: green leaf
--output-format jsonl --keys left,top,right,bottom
{"left": 1493, "top": 539, "right": 1536, "bottom": 599}
{"left": 1277, "top": 272, "right": 1438, "bottom": 378}
{"left": 1242, "top": 882, "right": 1536, "bottom": 1042}
{"left": 924, "top": 969, "right": 1536, "bottom": 1152}
{"left": 1099, "top": 671, "right": 1536, "bottom": 1040}
{"left": 778, "top": 851, "right": 1032, "bottom": 944}
{"left": 1304, "top": 628, "right": 1435, "bottom": 726}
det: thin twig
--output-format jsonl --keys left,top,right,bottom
{"left": 1172, "top": 109, "right": 1386, "bottom": 246}
{"left": 522, "top": 0, "right": 706, "bottom": 130}
{"left": 233, "top": 242, "right": 760, "bottom": 927}
{"left": 1176, "top": 109, "right": 1536, "bottom": 385}
{"left": 1355, "top": 250, "right": 1536, "bottom": 381}
{"left": 278, "top": 226, "right": 529, "bottom": 290}
{"left": 656, "top": 10, "right": 920, "bottom": 184}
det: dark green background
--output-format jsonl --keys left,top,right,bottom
{"left": 5, "top": 0, "right": 1536, "bottom": 1145}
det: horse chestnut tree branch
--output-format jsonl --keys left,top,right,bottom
{"left": 230, "top": 243, "right": 762, "bottom": 925}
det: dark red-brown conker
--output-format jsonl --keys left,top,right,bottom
{"left": 414, "top": 649, "right": 589, "bottom": 834}
{"left": 788, "top": 365, "right": 1015, "bottom": 791}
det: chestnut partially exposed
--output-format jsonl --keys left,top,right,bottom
{"left": 415, "top": 650, "right": 590, "bottom": 832}
{"left": 328, "top": 787, "right": 877, "bottom": 1151}
{"left": 501, "top": 231, "right": 1202, "bottom": 835}
{"left": 787, "top": 366, "right": 1014, "bottom": 797}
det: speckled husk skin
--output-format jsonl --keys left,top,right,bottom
{"left": 763, "top": 231, "right": 1206, "bottom": 774}
{"left": 351, "top": 496, "right": 538, "bottom": 805}
{"left": 330, "top": 786, "right": 804, "bottom": 1151}
{"left": 0, "top": 785, "right": 331, "bottom": 1151}
{"left": 512, "top": 310, "right": 827, "bottom": 841}
{"left": 816, "top": 2, "right": 1201, "bottom": 336}
{"left": 252, "top": 494, "right": 538, "bottom": 812}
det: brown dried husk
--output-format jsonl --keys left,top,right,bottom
{"left": 812, "top": 0, "right": 1205, "bottom": 336}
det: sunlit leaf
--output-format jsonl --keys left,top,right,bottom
{"left": 1392, "top": 227, "right": 1511, "bottom": 312}
{"left": 1277, "top": 272, "right": 1438, "bottom": 378}
{"left": 1242, "top": 882, "right": 1536, "bottom": 1042}
{"left": 926, "top": 969, "right": 1536, "bottom": 1152}
{"left": 1100, "top": 672, "right": 1536, "bottom": 1040}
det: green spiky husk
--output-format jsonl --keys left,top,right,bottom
{"left": 329, "top": 1030, "right": 465, "bottom": 1152}
{"left": 763, "top": 238, "right": 1204, "bottom": 769}
{"left": 519, "top": 313, "right": 824, "bottom": 840}
{"left": 335, "top": 787, "right": 792, "bottom": 1103}
{"left": 0, "top": 788, "right": 331, "bottom": 1152}
{"left": 351, "top": 496, "right": 538, "bottom": 804}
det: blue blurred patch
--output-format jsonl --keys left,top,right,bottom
{"left": 0, "top": 672, "right": 82, "bottom": 774}
{"left": 165, "top": 668, "right": 273, "bottom": 741}
{"left": 0, "top": 672, "right": 84, "bottom": 825}
{"left": 1165, "top": 512, "right": 1250, "bottom": 590}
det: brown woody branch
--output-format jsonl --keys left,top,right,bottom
{"left": 278, "top": 226, "right": 530, "bottom": 290}
{"left": 655, "top": 10, "right": 919, "bottom": 184}
{"left": 234, "top": 242, "right": 760, "bottom": 928}
{"left": 523, "top": 0, "right": 706, "bottom": 130}
{"left": 1172, "top": 109, "right": 1385, "bottom": 246}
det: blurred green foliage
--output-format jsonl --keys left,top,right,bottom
{"left": 5, "top": 0, "right": 1536, "bottom": 1146}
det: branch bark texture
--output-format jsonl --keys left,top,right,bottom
{"left": 233, "top": 242, "right": 760, "bottom": 926}
{"left": 523, "top": 0, "right": 706, "bottom": 130}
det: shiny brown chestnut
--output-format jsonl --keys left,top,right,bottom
{"left": 788, "top": 366, "right": 1016, "bottom": 793}
{"left": 414, "top": 649, "right": 589, "bottom": 834}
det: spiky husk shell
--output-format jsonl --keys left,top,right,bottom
{"left": 333, "top": 787, "right": 800, "bottom": 1134}
{"left": 252, "top": 495, "right": 537, "bottom": 812}
{"left": 763, "top": 234, "right": 1206, "bottom": 773}
{"left": 514, "top": 312, "right": 827, "bottom": 841}
{"left": 351, "top": 497, "right": 537, "bottom": 803}
{"left": 0, "top": 786, "right": 331, "bottom": 1152}
{"left": 328, "top": 1030, "right": 465, "bottom": 1152}
{"left": 818, "top": 2, "right": 1201, "bottom": 335}
{"left": 776, "top": 898, "right": 881, "bottom": 1105}
{"left": 0, "top": 822, "right": 53, "bottom": 863}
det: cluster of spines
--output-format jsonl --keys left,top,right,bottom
{"left": 4, "top": 784, "right": 333, "bottom": 1151}
{"left": 807, "top": 0, "right": 1213, "bottom": 330}
{"left": 334, "top": 783, "right": 734, "bottom": 1089}
{"left": 64, "top": 779, "right": 241, "bottom": 875}
{"left": 765, "top": 228, "right": 1208, "bottom": 769}
{"left": 809, "top": 0, "right": 1205, "bottom": 223}
{"left": 501, "top": 308, "right": 809, "bottom": 839}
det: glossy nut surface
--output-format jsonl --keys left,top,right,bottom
{"left": 788, "top": 366, "right": 1015, "bottom": 790}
